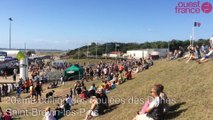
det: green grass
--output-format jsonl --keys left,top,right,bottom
{"left": 1, "top": 59, "right": 213, "bottom": 120}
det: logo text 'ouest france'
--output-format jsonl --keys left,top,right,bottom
{"left": 175, "top": 1, "right": 212, "bottom": 14}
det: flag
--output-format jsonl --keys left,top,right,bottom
{"left": 194, "top": 22, "right": 201, "bottom": 27}
{"left": 9, "top": 17, "right": 13, "bottom": 21}
{"left": 16, "top": 51, "right": 26, "bottom": 61}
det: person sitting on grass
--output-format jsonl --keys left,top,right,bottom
{"left": 3, "top": 109, "right": 13, "bottom": 120}
{"left": 46, "top": 90, "right": 55, "bottom": 100}
{"left": 133, "top": 85, "right": 164, "bottom": 120}
{"left": 155, "top": 84, "right": 169, "bottom": 113}
{"left": 186, "top": 45, "right": 196, "bottom": 63}
{"left": 197, "top": 46, "right": 213, "bottom": 64}
{"left": 54, "top": 104, "right": 64, "bottom": 120}
{"left": 88, "top": 83, "right": 97, "bottom": 97}
{"left": 110, "top": 81, "right": 116, "bottom": 89}
{"left": 80, "top": 86, "right": 88, "bottom": 100}
{"left": 96, "top": 89, "right": 109, "bottom": 113}
{"left": 84, "top": 96, "right": 101, "bottom": 120}
{"left": 124, "top": 70, "right": 132, "bottom": 80}
{"left": 43, "top": 107, "right": 56, "bottom": 120}
{"left": 65, "top": 94, "right": 73, "bottom": 109}
{"left": 48, "top": 81, "right": 58, "bottom": 89}
{"left": 60, "top": 100, "right": 71, "bottom": 113}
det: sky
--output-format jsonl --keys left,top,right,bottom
{"left": 0, "top": 0, "right": 213, "bottom": 50}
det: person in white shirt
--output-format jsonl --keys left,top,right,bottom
{"left": 133, "top": 85, "right": 163, "bottom": 120}
{"left": 197, "top": 47, "right": 213, "bottom": 63}
{"left": 210, "top": 35, "right": 213, "bottom": 47}
{"left": 60, "top": 76, "right": 64, "bottom": 85}
{"left": 43, "top": 107, "right": 56, "bottom": 120}
{"left": 65, "top": 94, "right": 73, "bottom": 106}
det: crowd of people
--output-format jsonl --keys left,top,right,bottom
{"left": 0, "top": 57, "right": 155, "bottom": 120}
{"left": 42, "top": 57, "right": 155, "bottom": 120}
{"left": 168, "top": 38, "right": 213, "bottom": 64}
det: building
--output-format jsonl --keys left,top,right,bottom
{"left": 0, "top": 50, "right": 20, "bottom": 58}
{"left": 126, "top": 48, "right": 168, "bottom": 59}
{"left": 102, "top": 51, "right": 123, "bottom": 58}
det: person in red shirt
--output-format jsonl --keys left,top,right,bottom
{"left": 3, "top": 110, "right": 13, "bottom": 120}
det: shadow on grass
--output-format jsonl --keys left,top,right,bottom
{"left": 164, "top": 102, "right": 187, "bottom": 119}
{"left": 104, "top": 103, "right": 121, "bottom": 114}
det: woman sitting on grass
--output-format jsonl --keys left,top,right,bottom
{"left": 197, "top": 46, "right": 213, "bottom": 64}
{"left": 43, "top": 107, "right": 56, "bottom": 120}
{"left": 133, "top": 85, "right": 164, "bottom": 120}
{"left": 186, "top": 45, "right": 196, "bottom": 63}
{"left": 84, "top": 96, "right": 101, "bottom": 120}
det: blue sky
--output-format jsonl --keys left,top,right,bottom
{"left": 0, "top": 0, "right": 213, "bottom": 50}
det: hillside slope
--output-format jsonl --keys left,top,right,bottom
{"left": 1, "top": 59, "right": 212, "bottom": 120}
{"left": 69, "top": 60, "right": 212, "bottom": 120}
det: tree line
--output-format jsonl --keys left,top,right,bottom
{"left": 66, "top": 39, "right": 210, "bottom": 59}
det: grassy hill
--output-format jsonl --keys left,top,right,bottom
{"left": 1, "top": 59, "right": 212, "bottom": 120}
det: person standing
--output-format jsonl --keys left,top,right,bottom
{"left": 35, "top": 82, "right": 42, "bottom": 102}
{"left": 60, "top": 76, "right": 64, "bottom": 85}
{"left": 0, "top": 87, "right": 2, "bottom": 102}
{"left": 3, "top": 69, "right": 7, "bottom": 80}
{"left": 210, "top": 35, "right": 213, "bottom": 47}
{"left": 12, "top": 68, "right": 17, "bottom": 81}
{"left": 4, "top": 84, "right": 8, "bottom": 96}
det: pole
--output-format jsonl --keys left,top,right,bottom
{"left": 192, "top": 20, "right": 195, "bottom": 46}
{"left": 115, "top": 43, "right": 117, "bottom": 60}
{"left": 168, "top": 41, "right": 170, "bottom": 52}
{"left": 78, "top": 48, "right": 79, "bottom": 59}
{"left": 9, "top": 18, "right": 13, "bottom": 49}
{"left": 105, "top": 43, "right": 107, "bottom": 59}
{"left": 96, "top": 42, "right": 98, "bottom": 59}
{"left": 24, "top": 42, "right": 27, "bottom": 52}
{"left": 87, "top": 43, "right": 89, "bottom": 59}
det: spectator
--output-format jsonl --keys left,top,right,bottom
{"left": 65, "top": 94, "right": 73, "bottom": 107}
{"left": 96, "top": 89, "right": 109, "bottom": 114}
{"left": 84, "top": 96, "right": 101, "bottom": 120}
{"left": 16, "top": 86, "right": 22, "bottom": 98}
{"left": 133, "top": 85, "right": 164, "bottom": 120}
{"left": 43, "top": 107, "right": 56, "bottom": 120}
{"left": 12, "top": 68, "right": 17, "bottom": 81}
{"left": 60, "top": 100, "right": 70, "bottom": 112}
{"left": 0, "top": 87, "right": 2, "bottom": 102}
{"left": 210, "top": 35, "right": 213, "bottom": 47}
{"left": 186, "top": 46, "right": 196, "bottom": 63}
{"left": 197, "top": 47, "right": 213, "bottom": 63}
{"left": 35, "top": 83, "right": 42, "bottom": 102}
{"left": 46, "top": 90, "right": 55, "bottom": 99}
{"left": 88, "top": 83, "right": 97, "bottom": 97}
{"left": 0, "top": 107, "right": 3, "bottom": 119}
{"left": 3, "top": 109, "right": 13, "bottom": 120}
{"left": 54, "top": 104, "right": 63, "bottom": 119}
{"left": 60, "top": 76, "right": 64, "bottom": 85}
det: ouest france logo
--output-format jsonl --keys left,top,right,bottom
{"left": 175, "top": 1, "right": 212, "bottom": 14}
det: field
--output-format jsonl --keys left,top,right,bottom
{"left": 1, "top": 59, "right": 213, "bottom": 120}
